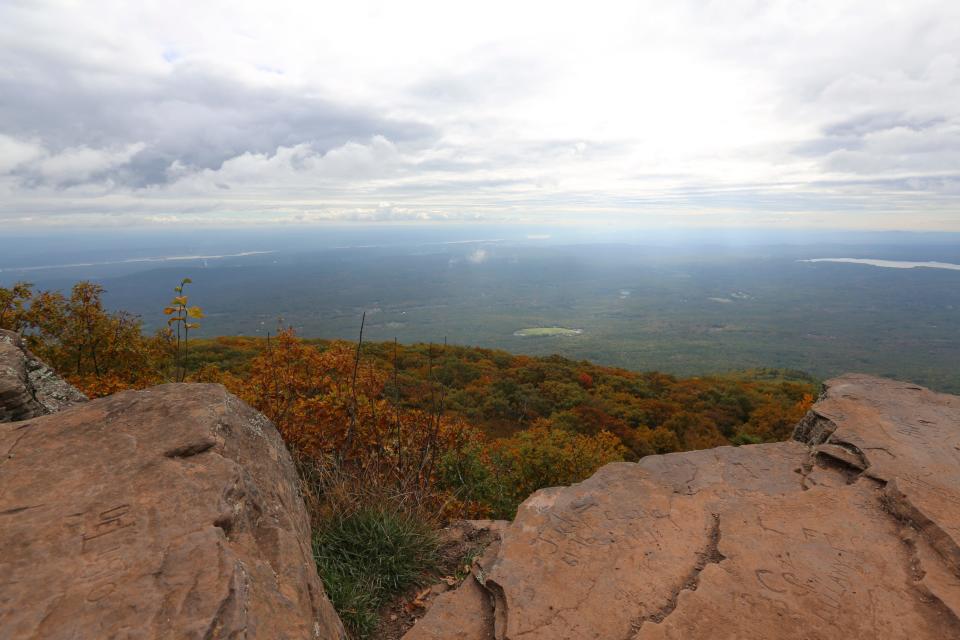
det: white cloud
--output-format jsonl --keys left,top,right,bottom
{"left": 165, "top": 136, "right": 404, "bottom": 194}
{"left": 467, "top": 248, "right": 488, "bottom": 264}
{"left": 0, "top": 0, "right": 959, "bottom": 228}
{"left": 0, "top": 135, "right": 45, "bottom": 173}
{"left": 36, "top": 143, "right": 145, "bottom": 183}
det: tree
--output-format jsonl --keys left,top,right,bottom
{"left": 17, "top": 281, "right": 168, "bottom": 397}
{"left": 163, "top": 278, "right": 204, "bottom": 382}
{"left": 0, "top": 282, "right": 34, "bottom": 332}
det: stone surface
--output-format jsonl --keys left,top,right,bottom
{"left": 0, "top": 383, "right": 345, "bottom": 639}
{"left": 403, "top": 374, "right": 960, "bottom": 639}
{"left": 403, "top": 534, "right": 504, "bottom": 640}
{"left": 0, "top": 329, "right": 86, "bottom": 422}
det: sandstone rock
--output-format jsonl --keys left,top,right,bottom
{"left": 403, "top": 529, "right": 505, "bottom": 640}
{"left": 403, "top": 374, "right": 960, "bottom": 639}
{"left": 0, "top": 383, "right": 345, "bottom": 639}
{"left": 0, "top": 329, "right": 86, "bottom": 422}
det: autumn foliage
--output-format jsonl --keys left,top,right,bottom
{"left": 189, "top": 333, "right": 815, "bottom": 517}
{"left": 190, "top": 329, "right": 621, "bottom": 518}
{"left": 2, "top": 279, "right": 816, "bottom": 519}
{"left": 224, "top": 331, "right": 477, "bottom": 491}
{"left": 1, "top": 281, "right": 172, "bottom": 397}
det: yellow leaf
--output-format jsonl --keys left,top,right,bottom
{"left": 167, "top": 317, "right": 179, "bottom": 325}
{"left": 187, "top": 306, "right": 205, "bottom": 318}
{"left": 163, "top": 307, "right": 176, "bottom": 315}
{"left": 171, "top": 296, "right": 187, "bottom": 305}
{"left": 186, "top": 322, "right": 200, "bottom": 329}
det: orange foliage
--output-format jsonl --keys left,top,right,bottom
{"left": 238, "top": 330, "right": 482, "bottom": 508}
{"left": 1, "top": 280, "right": 171, "bottom": 397}
{"left": 2, "top": 279, "right": 820, "bottom": 518}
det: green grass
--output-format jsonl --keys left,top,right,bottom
{"left": 313, "top": 505, "right": 440, "bottom": 639}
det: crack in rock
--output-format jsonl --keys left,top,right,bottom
{"left": 882, "top": 478, "right": 960, "bottom": 576}
{"left": 630, "top": 513, "right": 725, "bottom": 634}
{"left": 897, "top": 527, "right": 960, "bottom": 631}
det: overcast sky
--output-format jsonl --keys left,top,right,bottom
{"left": 1, "top": 0, "right": 959, "bottom": 229}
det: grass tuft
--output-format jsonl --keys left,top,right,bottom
{"left": 313, "top": 505, "right": 439, "bottom": 638}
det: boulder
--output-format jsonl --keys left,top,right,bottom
{"left": 0, "top": 329, "right": 86, "bottom": 422}
{"left": 403, "top": 374, "right": 960, "bottom": 639}
{"left": 0, "top": 383, "right": 345, "bottom": 639}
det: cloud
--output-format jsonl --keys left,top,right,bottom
{"left": 0, "top": 136, "right": 147, "bottom": 187}
{"left": 0, "top": 0, "right": 959, "bottom": 229}
{"left": 167, "top": 136, "right": 403, "bottom": 192}
{"left": 36, "top": 143, "right": 146, "bottom": 184}
{"left": 467, "top": 248, "right": 489, "bottom": 264}
{"left": 0, "top": 135, "right": 45, "bottom": 173}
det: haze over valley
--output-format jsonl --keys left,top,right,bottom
{"left": 5, "top": 226, "right": 959, "bottom": 393}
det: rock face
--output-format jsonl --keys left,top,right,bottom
{"left": 0, "top": 329, "right": 87, "bottom": 422}
{"left": 403, "top": 374, "right": 960, "bottom": 640}
{"left": 0, "top": 383, "right": 345, "bottom": 639}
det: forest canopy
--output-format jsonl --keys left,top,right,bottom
{"left": 2, "top": 279, "right": 815, "bottom": 519}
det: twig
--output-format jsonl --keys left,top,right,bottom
{"left": 343, "top": 311, "right": 365, "bottom": 461}
{"left": 394, "top": 337, "right": 402, "bottom": 476}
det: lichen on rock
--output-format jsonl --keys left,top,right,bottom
{"left": 0, "top": 329, "right": 87, "bottom": 422}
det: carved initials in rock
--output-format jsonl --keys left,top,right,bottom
{"left": 82, "top": 504, "right": 135, "bottom": 553}
{"left": 753, "top": 556, "right": 850, "bottom": 626}
{"left": 78, "top": 504, "right": 136, "bottom": 604}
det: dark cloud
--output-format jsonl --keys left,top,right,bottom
{"left": 0, "top": 54, "right": 436, "bottom": 187}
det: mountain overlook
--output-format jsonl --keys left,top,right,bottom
{"left": 3, "top": 330, "right": 959, "bottom": 639}
{"left": 4, "top": 1, "right": 959, "bottom": 637}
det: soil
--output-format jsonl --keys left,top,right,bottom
{"left": 374, "top": 520, "right": 504, "bottom": 640}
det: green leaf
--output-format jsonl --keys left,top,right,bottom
{"left": 182, "top": 277, "right": 193, "bottom": 284}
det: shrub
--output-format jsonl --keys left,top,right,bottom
{"left": 493, "top": 426, "right": 627, "bottom": 509}
{"left": 437, "top": 442, "right": 513, "bottom": 518}
{"left": 439, "top": 426, "right": 628, "bottom": 519}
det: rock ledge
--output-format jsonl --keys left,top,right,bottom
{"left": 404, "top": 374, "right": 960, "bottom": 640}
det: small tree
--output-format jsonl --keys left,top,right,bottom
{"left": 163, "top": 278, "right": 204, "bottom": 382}
{"left": 0, "top": 282, "right": 35, "bottom": 332}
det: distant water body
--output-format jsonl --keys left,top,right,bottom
{"left": 0, "top": 251, "right": 275, "bottom": 273}
{"left": 800, "top": 258, "right": 960, "bottom": 271}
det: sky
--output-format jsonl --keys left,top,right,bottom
{"left": 1, "top": 0, "right": 959, "bottom": 230}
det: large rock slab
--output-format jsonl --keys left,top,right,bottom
{"left": 0, "top": 329, "right": 86, "bottom": 422}
{"left": 404, "top": 374, "right": 960, "bottom": 639}
{"left": 0, "top": 383, "right": 345, "bottom": 639}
